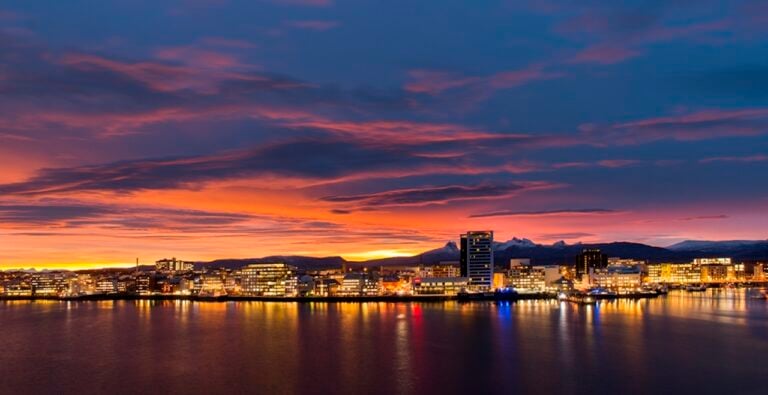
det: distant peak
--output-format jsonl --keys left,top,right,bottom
{"left": 667, "top": 239, "right": 767, "bottom": 251}
{"left": 494, "top": 237, "right": 537, "bottom": 250}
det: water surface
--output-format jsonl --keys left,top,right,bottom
{"left": 1, "top": 290, "right": 767, "bottom": 394}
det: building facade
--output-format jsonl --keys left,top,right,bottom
{"left": 412, "top": 277, "right": 468, "bottom": 295}
{"left": 508, "top": 265, "right": 546, "bottom": 292}
{"left": 647, "top": 263, "right": 701, "bottom": 284}
{"left": 460, "top": 231, "right": 494, "bottom": 291}
{"left": 430, "top": 263, "right": 461, "bottom": 278}
{"left": 155, "top": 258, "right": 194, "bottom": 272}
{"left": 575, "top": 249, "right": 608, "bottom": 278}
{"left": 241, "top": 263, "right": 298, "bottom": 297}
{"left": 590, "top": 266, "right": 642, "bottom": 291}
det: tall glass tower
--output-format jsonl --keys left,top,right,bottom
{"left": 460, "top": 231, "right": 494, "bottom": 291}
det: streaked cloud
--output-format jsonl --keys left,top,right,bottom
{"left": 699, "top": 154, "right": 768, "bottom": 163}
{"left": 321, "top": 182, "right": 558, "bottom": 209}
{"left": 404, "top": 65, "right": 563, "bottom": 103}
{"left": 285, "top": 20, "right": 339, "bottom": 31}
{"left": 678, "top": 215, "right": 729, "bottom": 221}
{"left": 468, "top": 208, "right": 618, "bottom": 218}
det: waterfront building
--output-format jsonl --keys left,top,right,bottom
{"left": 381, "top": 277, "right": 411, "bottom": 295}
{"left": 96, "top": 279, "right": 116, "bottom": 294}
{"left": 179, "top": 278, "right": 195, "bottom": 294}
{"left": 542, "top": 265, "right": 562, "bottom": 286}
{"left": 297, "top": 275, "right": 316, "bottom": 296}
{"left": 360, "top": 273, "right": 381, "bottom": 296}
{"left": 508, "top": 265, "right": 546, "bottom": 292}
{"left": 647, "top": 263, "right": 701, "bottom": 284}
{"left": 754, "top": 264, "right": 765, "bottom": 281}
{"left": 159, "top": 280, "right": 174, "bottom": 294}
{"left": 590, "top": 266, "right": 643, "bottom": 291}
{"left": 155, "top": 258, "right": 194, "bottom": 272}
{"left": 412, "top": 277, "right": 468, "bottom": 295}
{"left": 701, "top": 264, "right": 729, "bottom": 283}
{"left": 647, "top": 264, "right": 662, "bottom": 283}
{"left": 200, "top": 273, "right": 226, "bottom": 295}
{"left": 733, "top": 263, "right": 746, "bottom": 281}
{"left": 3, "top": 285, "right": 32, "bottom": 297}
{"left": 68, "top": 274, "right": 96, "bottom": 295}
{"left": 575, "top": 249, "right": 608, "bottom": 278}
{"left": 339, "top": 273, "right": 363, "bottom": 296}
{"left": 460, "top": 231, "right": 494, "bottom": 291}
{"left": 315, "top": 279, "right": 340, "bottom": 297}
{"left": 223, "top": 271, "right": 239, "bottom": 294}
{"left": 493, "top": 272, "right": 506, "bottom": 290}
{"left": 116, "top": 276, "right": 133, "bottom": 293}
{"left": 241, "top": 263, "right": 298, "bottom": 297}
{"left": 338, "top": 272, "right": 380, "bottom": 297}
{"left": 31, "top": 272, "right": 70, "bottom": 296}
{"left": 560, "top": 265, "right": 576, "bottom": 280}
{"left": 135, "top": 274, "right": 151, "bottom": 295}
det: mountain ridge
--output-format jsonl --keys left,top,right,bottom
{"left": 197, "top": 238, "right": 768, "bottom": 270}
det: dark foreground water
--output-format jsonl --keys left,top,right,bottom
{"left": 1, "top": 290, "right": 767, "bottom": 395}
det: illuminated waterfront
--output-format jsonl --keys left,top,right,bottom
{"left": 1, "top": 290, "right": 767, "bottom": 394}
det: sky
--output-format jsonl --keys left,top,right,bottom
{"left": 0, "top": 0, "right": 767, "bottom": 269}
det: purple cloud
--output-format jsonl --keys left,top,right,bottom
{"left": 468, "top": 208, "right": 618, "bottom": 218}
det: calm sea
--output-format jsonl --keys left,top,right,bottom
{"left": 1, "top": 290, "right": 767, "bottom": 395}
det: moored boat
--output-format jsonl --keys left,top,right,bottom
{"left": 558, "top": 292, "right": 596, "bottom": 305}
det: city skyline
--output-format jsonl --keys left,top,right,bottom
{"left": 2, "top": 1, "right": 768, "bottom": 269}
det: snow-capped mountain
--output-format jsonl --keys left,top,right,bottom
{"left": 426, "top": 241, "right": 459, "bottom": 255}
{"left": 493, "top": 237, "right": 537, "bottom": 250}
{"left": 552, "top": 240, "right": 568, "bottom": 248}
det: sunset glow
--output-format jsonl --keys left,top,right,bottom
{"left": 1, "top": 1, "right": 767, "bottom": 268}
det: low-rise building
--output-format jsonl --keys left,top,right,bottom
{"left": 96, "top": 279, "right": 116, "bottom": 294}
{"left": 508, "top": 265, "right": 546, "bottom": 292}
{"left": 315, "top": 279, "right": 340, "bottom": 297}
{"left": 381, "top": 277, "right": 411, "bottom": 295}
{"left": 155, "top": 258, "right": 194, "bottom": 272}
{"left": 200, "top": 273, "right": 226, "bottom": 295}
{"left": 241, "top": 263, "right": 298, "bottom": 297}
{"left": 430, "top": 263, "right": 461, "bottom": 278}
{"left": 412, "top": 277, "right": 468, "bottom": 295}
{"left": 590, "top": 266, "right": 642, "bottom": 291}
{"left": 31, "top": 272, "right": 70, "bottom": 296}
{"left": 701, "top": 264, "right": 729, "bottom": 283}
{"left": 754, "top": 264, "right": 765, "bottom": 281}
{"left": 647, "top": 263, "right": 701, "bottom": 284}
{"left": 492, "top": 272, "right": 506, "bottom": 290}
{"left": 135, "top": 274, "right": 151, "bottom": 295}
{"left": 338, "top": 272, "right": 380, "bottom": 297}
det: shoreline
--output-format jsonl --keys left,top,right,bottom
{"left": 0, "top": 292, "right": 662, "bottom": 303}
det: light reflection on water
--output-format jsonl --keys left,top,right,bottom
{"left": 1, "top": 290, "right": 767, "bottom": 395}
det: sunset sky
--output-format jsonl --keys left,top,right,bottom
{"left": 1, "top": 0, "right": 767, "bottom": 269}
